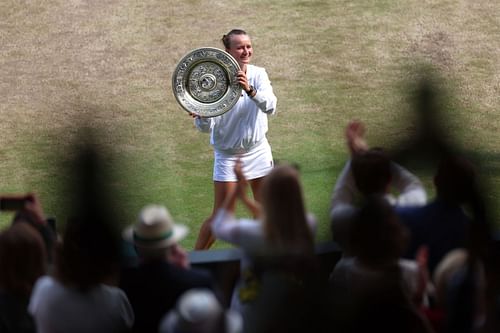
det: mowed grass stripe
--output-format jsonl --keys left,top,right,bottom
{"left": 1, "top": 0, "right": 498, "bottom": 248}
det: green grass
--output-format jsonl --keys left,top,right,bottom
{"left": 1, "top": 0, "right": 499, "bottom": 249}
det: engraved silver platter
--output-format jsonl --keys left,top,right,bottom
{"left": 172, "top": 47, "right": 241, "bottom": 117}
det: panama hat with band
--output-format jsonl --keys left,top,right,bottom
{"left": 123, "top": 204, "right": 189, "bottom": 248}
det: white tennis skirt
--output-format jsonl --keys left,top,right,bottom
{"left": 213, "top": 139, "right": 274, "bottom": 182}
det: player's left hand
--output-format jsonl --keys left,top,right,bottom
{"left": 236, "top": 70, "right": 251, "bottom": 92}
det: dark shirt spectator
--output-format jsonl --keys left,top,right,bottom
{"left": 397, "top": 155, "right": 476, "bottom": 274}
{"left": 120, "top": 204, "right": 215, "bottom": 333}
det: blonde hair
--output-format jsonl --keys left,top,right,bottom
{"left": 261, "top": 165, "right": 314, "bottom": 255}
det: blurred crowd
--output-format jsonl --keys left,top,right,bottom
{"left": 1, "top": 82, "right": 499, "bottom": 333}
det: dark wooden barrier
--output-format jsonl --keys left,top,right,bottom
{"left": 188, "top": 241, "right": 343, "bottom": 306}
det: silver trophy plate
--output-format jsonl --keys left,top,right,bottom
{"left": 172, "top": 47, "right": 241, "bottom": 117}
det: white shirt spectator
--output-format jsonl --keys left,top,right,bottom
{"left": 29, "top": 276, "right": 134, "bottom": 333}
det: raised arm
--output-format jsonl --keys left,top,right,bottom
{"left": 341, "top": 120, "right": 427, "bottom": 207}
{"left": 345, "top": 120, "right": 368, "bottom": 155}
{"left": 390, "top": 162, "right": 427, "bottom": 207}
{"left": 329, "top": 160, "right": 359, "bottom": 251}
{"left": 330, "top": 120, "right": 368, "bottom": 220}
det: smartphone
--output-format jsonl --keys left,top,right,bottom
{"left": 0, "top": 198, "right": 27, "bottom": 211}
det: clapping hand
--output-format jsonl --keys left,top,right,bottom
{"left": 233, "top": 158, "right": 262, "bottom": 218}
{"left": 233, "top": 158, "right": 249, "bottom": 200}
{"left": 346, "top": 120, "right": 368, "bottom": 155}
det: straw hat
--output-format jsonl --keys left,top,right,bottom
{"left": 123, "top": 205, "right": 188, "bottom": 248}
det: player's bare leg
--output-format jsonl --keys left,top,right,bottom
{"left": 194, "top": 181, "right": 237, "bottom": 250}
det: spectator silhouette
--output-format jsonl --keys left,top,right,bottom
{"left": 329, "top": 196, "right": 433, "bottom": 333}
{"left": 28, "top": 144, "right": 134, "bottom": 333}
{"left": 330, "top": 120, "right": 427, "bottom": 257}
{"left": 159, "top": 288, "right": 242, "bottom": 333}
{"left": 0, "top": 222, "right": 47, "bottom": 333}
{"left": 388, "top": 72, "right": 497, "bottom": 332}
{"left": 120, "top": 204, "right": 215, "bottom": 333}
{"left": 0, "top": 193, "right": 56, "bottom": 266}
{"left": 420, "top": 248, "right": 486, "bottom": 333}
{"left": 397, "top": 155, "right": 477, "bottom": 274}
{"left": 212, "top": 160, "right": 325, "bottom": 332}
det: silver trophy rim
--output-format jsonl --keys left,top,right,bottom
{"left": 172, "top": 47, "right": 241, "bottom": 118}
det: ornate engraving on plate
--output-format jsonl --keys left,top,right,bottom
{"left": 172, "top": 48, "right": 241, "bottom": 117}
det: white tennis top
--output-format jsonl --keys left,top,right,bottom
{"left": 194, "top": 64, "right": 277, "bottom": 153}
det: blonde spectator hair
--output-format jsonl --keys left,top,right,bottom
{"left": 261, "top": 164, "right": 314, "bottom": 255}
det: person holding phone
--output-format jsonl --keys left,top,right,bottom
{"left": 0, "top": 193, "right": 56, "bottom": 264}
{"left": 191, "top": 29, "right": 277, "bottom": 250}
